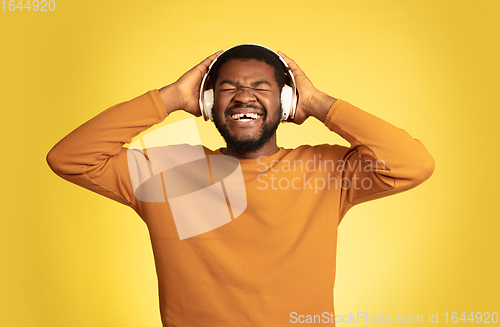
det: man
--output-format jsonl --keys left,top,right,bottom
{"left": 47, "top": 44, "right": 434, "bottom": 326}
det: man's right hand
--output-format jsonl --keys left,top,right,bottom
{"left": 158, "top": 51, "right": 222, "bottom": 116}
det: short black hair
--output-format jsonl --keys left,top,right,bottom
{"left": 209, "top": 45, "right": 286, "bottom": 90}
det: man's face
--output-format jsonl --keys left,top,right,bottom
{"left": 212, "top": 59, "right": 282, "bottom": 154}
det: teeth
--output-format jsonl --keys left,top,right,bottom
{"left": 231, "top": 113, "right": 261, "bottom": 120}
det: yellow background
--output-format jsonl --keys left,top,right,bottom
{"left": 1, "top": 0, "right": 498, "bottom": 325}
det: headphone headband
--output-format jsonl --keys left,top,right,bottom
{"left": 198, "top": 44, "right": 298, "bottom": 121}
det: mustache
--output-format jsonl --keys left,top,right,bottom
{"left": 224, "top": 103, "right": 266, "bottom": 117}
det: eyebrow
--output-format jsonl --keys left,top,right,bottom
{"left": 251, "top": 80, "right": 272, "bottom": 87}
{"left": 217, "top": 79, "right": 272, "bottom": 87}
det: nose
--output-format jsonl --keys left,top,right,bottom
{"left": 233, "top": 87, "right": 256, "bottom": 104}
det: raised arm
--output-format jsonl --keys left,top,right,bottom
{"left": 279, "top": 51, "right": 435, "bottom": 219}
{"left": 46, "top": 52, "right": 221, "bottom": 206}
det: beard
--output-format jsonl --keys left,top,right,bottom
{"left": 213, "top": 103, "right": 282, "bottom": 154}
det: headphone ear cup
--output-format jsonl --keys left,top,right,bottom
{"left": 280, "top": 85, "right": 293, "bottom": 120}
{"left": 203, "top": 89, "right": 215, "bottom": 121}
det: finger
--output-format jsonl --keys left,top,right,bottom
{"left": 277, "top": 50, "right": 294, "bottom": 67}
{"left": 278, "top": 51, "right": 298, "bottom": 69}
{"left": 192, "top": 50, "right": 223, "bottom": 77}
{"left": 277, "top": 51, "right": 305, "bottom": 78}
{"left": 207, "top": 50, "right": 224, "bottom": 61}
{"left": 200, "top": 50, "right": 223, "bottom": 69}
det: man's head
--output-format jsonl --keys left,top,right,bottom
{"left": 209, "top": 45, "right": 287, "bottom": 155}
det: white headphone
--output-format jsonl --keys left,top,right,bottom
{"left": 198, "top": 44, "right": 298, "bottom": 122}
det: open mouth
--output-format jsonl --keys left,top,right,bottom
{"left": 230, "top": 113, "right": 262, "bottom": 122}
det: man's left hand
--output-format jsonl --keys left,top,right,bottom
{"left": 278, "top": 51, "right": 336, "bottom": 124}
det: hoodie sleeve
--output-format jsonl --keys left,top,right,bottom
{"left": 323, "top": 100, "right": 435, "bottom": 221}
{"left": 46, "top": 90, "right": 168, "bottom": 208}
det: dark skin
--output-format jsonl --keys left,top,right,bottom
{"left": 158, "top": 51, "right": 337, "bottom": 159}
{"left": 212, "top": 59, "right": 282, "bottom": 158}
